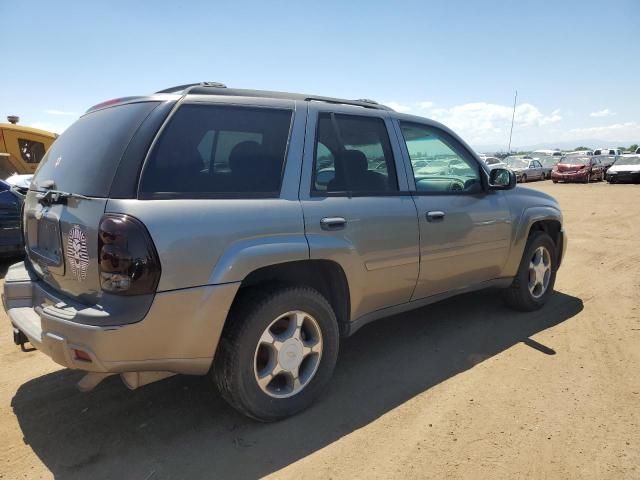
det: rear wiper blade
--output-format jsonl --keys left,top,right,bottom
{"left": 33, "top": 189, "right": 93, "bottom": 205}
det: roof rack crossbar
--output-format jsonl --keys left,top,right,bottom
{"left": 303, "top": 96, "right": 390, "bottom": 110}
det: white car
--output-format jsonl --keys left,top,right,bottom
{"left": 483, "top": 156, "right": 507, "bottom": 169}
{"left": 5, "top": 174, "right": 33, "bottom": 193}
{"left": 606, "top": 155, "right": 640, "bottom": 183}
{"left": 565, "top": 150, "right": 593, "bottom": 156}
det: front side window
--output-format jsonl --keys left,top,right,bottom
{"left": 312, "top": 113, "right": 398, "bottom": 194}
{"left": 400, "top": 122, "right": 481, "bottom": 194}
{"left": 140, "top": 104, "right": 292, "bottom": 197}
{"left": 18, "top": 138, "right": 46, "bottom": 164}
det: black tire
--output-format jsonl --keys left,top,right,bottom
{"left": 504, "top": 231, "right": 557, "bottom": 312}
{"left": 552, "top": 180, "right": 558, "bottom": 184}
{"left": 521, "top": 174, "right": 527, "bottom": 183}
{"left": 213, "top": 286, "right": 339, "bottom": 421}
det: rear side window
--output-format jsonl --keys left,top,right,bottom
{"left": 312, "top": 113, "right": 398, "bottom": 194}
{"left": 140, "top": 104, "right": 292, "bottom": 198}
{"left": 32, "top": 102, "right": 159, "bottom": 197}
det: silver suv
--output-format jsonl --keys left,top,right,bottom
{"left": 3, "top": 83, "right": 567, "bottom": 421}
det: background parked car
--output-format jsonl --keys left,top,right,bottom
{"left": 593, "top": 148, "right": 621, "bottom": 172}
{"left": 504, "top": 156, "right": 547, "bottom": 182}
{"left": 564, "top": 150, "right": 593, "bottom": 157}
{"left": 606, "top": 155, "right": 640, "bottom": 183}
{"left": 532, "top": 149, "right": 563, "bottom": 159}
{"left": 483, "top": 156, "right": 507, "bottom": 169}
{"left": 5, "top": 173, "right": 33, "bottom": 195}
{"left": 551, "top": 155, "right": 604, "bottom": 183}
{"left": 0, "top": 179, "right": 24, "bottom": 257}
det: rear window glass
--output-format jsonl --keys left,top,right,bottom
{"left": 32, "top": 102, "right": 159, "bottom": 197}
{"left": 140, "top": 104, "right": 292, "bottom": 197}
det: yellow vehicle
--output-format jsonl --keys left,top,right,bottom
{"left": 0, "top": 116, "right": 57, "bottom": 177}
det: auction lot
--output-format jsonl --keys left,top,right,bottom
{"left": 0, "top": 181, "right": 638, "bottom": 479}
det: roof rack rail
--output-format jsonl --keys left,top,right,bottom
{"left": 155, "top": 81, "right": 227, "bottom": 94}
{"left": 355, "top": 98, "right": 379, "bottom": 105}
{"left": 156, "top": 83, "right": 392, "bottom": 111}
{"left": 303, "top": 96, "right": 390, "bottom": 111}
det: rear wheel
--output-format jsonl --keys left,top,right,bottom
{"left": 504, "top": 231, "right": 557, "bottom": 311}
{"left": 214, "top": 286, "right": 339, "bottom": 421}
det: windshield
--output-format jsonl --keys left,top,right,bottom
{"left": 540, "top": 157, "right": 557, "bottom": 167}
{"left": 564, "top": 157, "right": 590, "bottom": 165}
{"left": 505, "top": 157, "right": 529, "bottom": 169}
{"left": 32, "top": 102, "right": 160, "bottom": 197}
{"left": 614, "top": 156, "right": 640, "bottom": 166}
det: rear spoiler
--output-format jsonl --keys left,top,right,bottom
{"left": 85, "top": 97, "right": 147, "bottom": 114}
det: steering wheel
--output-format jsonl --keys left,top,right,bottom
{"left": 450, "top": 181, "right": 464, "bottom": 191}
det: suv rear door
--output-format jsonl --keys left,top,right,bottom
{"left": 300, "top": 103, "right": 419, "bottom": 321}
{"left": 24, "top": 101, "right": 166, "bottom": 303}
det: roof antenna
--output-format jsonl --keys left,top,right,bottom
{"left": 507, "top": 90, "right": 517, "bottom": 153}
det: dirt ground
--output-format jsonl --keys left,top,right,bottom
{"left": 0, "top": 181, "right": 638, "bottom": 479}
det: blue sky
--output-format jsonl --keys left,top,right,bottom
{"left": 2, "top": 0, "right": 639, "bottom": 149}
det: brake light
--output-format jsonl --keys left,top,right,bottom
{"left": 98, "top": 214, "right": 161, "bottom": 295}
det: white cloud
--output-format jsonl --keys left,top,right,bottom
{"left": 589, "top": 109, "right": 615, "bottom": 118}
{"left": 425, "top": 102, "right": 562, "bottom": 144}
{"left": 45, "top": 109, "right": 79, "bottom": 116}
{"left": 567, "top": 122, "right": 640, "bottom": 141}
{"left": 417, "top": 101, "right": 434, "bottom": 109}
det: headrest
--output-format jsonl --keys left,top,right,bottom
{"left": 229, "top": 141, "right": 262, "bottom": 173}
{"left": 343, "top": 150, "right": 368, "bottom": 173}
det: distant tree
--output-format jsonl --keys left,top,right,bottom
{"left": 574, "top": 146, "right": 591, "bottom": 151}
{"left": 617, "top": 146, "right": 626, "bottom": 151}
{"left": 629, "top": 144, "right": 638, "bottom": 152}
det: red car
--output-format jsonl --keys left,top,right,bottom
{"left": 551, "top": 156, "right": 605, "bottom": 183}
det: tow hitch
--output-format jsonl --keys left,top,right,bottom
{"left": 12, "top": 328, "right": 30, "bottom": 351}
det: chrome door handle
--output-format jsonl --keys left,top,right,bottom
{"left": 426, "top": 211, "right": 445, "bottom": 222}
{"left": 320, "top": 217, "right": 346, "bottom": 230}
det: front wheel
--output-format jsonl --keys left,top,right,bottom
{"left": 521, "top": 174, "right": 527, "bottom": 183}
{"left": 504, "top": 231, "right": 557, "bottom": 311}
{"left": 213, "top": 286, "right": 339, "bottom": 421}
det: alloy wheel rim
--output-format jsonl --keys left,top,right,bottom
{"left": 253, "top": 310, "right": 323, "bottom": 398}
{"left": 528, "top": 246, "right": 551, "bottom": 299}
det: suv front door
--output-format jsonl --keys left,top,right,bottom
{"left": 300, "top": 104, "right": 419, "bottom": 321}
{"left": 394, "top": 121, "right": 512, "bottom": 299}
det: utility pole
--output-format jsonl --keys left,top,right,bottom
{"left": 507, "top": 90, "right": 517, "bottom": 153}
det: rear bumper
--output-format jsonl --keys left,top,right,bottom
{"left": 3, "top": 262, "right": 240, "bottom": 376}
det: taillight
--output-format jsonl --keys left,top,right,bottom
{"left": 98, "top": 214, "right": 161, "bottom": 295}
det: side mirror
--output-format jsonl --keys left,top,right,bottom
{"left": 488, "top": 168, "right": 516, "bottom": 190}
